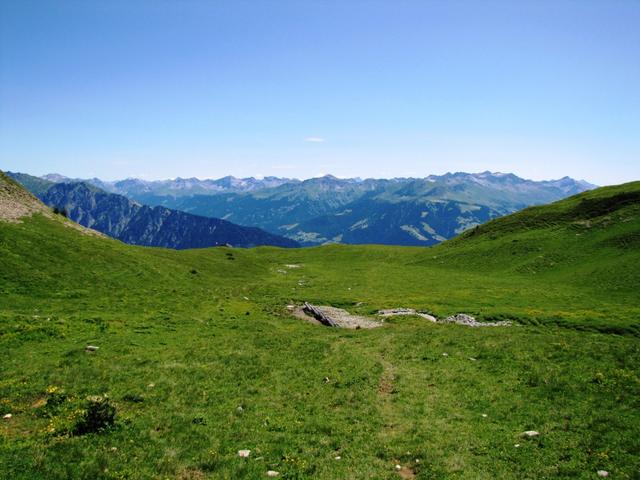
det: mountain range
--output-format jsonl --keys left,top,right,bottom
{"left": 6, "top": 172, "right": 298, "bottom": 249}
{"left": 17, "top": 171, "right": 595, "bottom": 246}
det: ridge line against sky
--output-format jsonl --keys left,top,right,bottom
{"left": 23, "top": 170, "right": 595, "bottom": 186}
{"left": 1, "top": 1, "right": 639, "bottom": 185}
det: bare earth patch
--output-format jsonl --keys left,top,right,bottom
{"left": 0, "top": 172, "right": 104, "bottom": 238}
{"left": 378, "top": 308, "right": 511, "bottom": 327}
{"left": 289, "top": 304, "right": 382, "bottom": 329}
{"left": 0, "top": 173, "right": 51, "bottom": 223}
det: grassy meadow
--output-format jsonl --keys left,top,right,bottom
{"left": 1, "top": 181, "right": 639, "bottom": 478}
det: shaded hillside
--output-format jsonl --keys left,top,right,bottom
{"left": 37, "top": 182, "right": 298, "bottom": 249}
{"left": 4, "top": 172, "right": 55, "bottom": 197}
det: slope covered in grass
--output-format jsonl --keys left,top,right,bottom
{"left": 1, "top": 176, "right": 638, "bottom": 478}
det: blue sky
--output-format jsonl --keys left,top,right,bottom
{"left": 1, "top": 0, "right": 638, "bottom": 184}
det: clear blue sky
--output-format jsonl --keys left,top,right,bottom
{"left": 1, "top": 0, "right": 638, "bottom": 184}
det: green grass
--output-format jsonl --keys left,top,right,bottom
{"left": 1, "top": 181, "right": 639, "bottom": 478}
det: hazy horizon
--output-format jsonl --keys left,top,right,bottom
{"left": 11, "top": 169, "right": 601, "bottom": 186}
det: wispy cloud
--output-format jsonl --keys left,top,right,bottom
{"left": 305, "top": 136, "right": 325, "bottom": 143}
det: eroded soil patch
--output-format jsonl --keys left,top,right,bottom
{"left": 289, "top": 304, "right": 382, "bottom": 329}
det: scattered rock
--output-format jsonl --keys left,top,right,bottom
{"left": 522, "top": 430, "right": 540, "bottom": 437}
{"left": 377, "top": 308, "right": 437, "bottom": 322}
{"left": 236, "top": 406, "right": 244, "bottom": 413}
{"left": 110, "top": 447, "right": 118, "bottom": 452}
{"left": 468, "top": 357, "right": 477, "bottom": 361}
{"left": 3, "top": 413, "right": 12, "bottom": 420}
{"left": 379, "top": 308, "right": 415, "bottom": 316}
{"left": 444, "top": 314, "right": 511, "bottom": 327}
{"left": 323, "top": 377, "right": 330, "bottom": 384}
{"left": 442, "top": 352, "right": 449, "bottom": 357}
{"left": 481, "top": 414, "right": 488, "bottom": 418}
{"left": 267, "top": 471, "right": 279, "bottom": 477}
{"left": 395, "top": 464, "right": 402, "bottom": 470}
{"left": 597, "top": 471, "right": 609, "bottom": 477}
{"left": 514, "top": 444, "right": 520, "bottom": 448}
{"left": 334, "top": 456, "right": 341, "bottom": 460}
{"left": 285, "top": 264, "right": 301, "bottom": 269}
{"left": 85, "top": 345, "right": 99, "bottom": 352}
{"left": 296, "top": 304, "right": 382, "bottom": 329}
{"left": 238, "top": 450, "right": 251, "bottom": 458}
{"left": 147, "top": 383, "right": 155, "bottom": 388}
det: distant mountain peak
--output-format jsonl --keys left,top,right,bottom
{"left": 42, "top": 173, "right": 70, "bottom": 182}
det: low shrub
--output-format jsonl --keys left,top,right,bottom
{"left": 74, "top": 396, "right": 116, "bottom": 435}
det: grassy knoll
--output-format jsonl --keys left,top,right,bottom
{"left": 1, "top": 180, "right": 639, "bottom": 478}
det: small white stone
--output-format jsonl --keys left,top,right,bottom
{"left": 415, "top": 459, "right": 420, "bottom": 463}
{"left": 267, "top": 471, "right": 279, "bottom": 477}
{"left": 147, "top": 383, "right": 155, "bottom": 388}
{"left": 468, "top": 357, "right": 477, "bottom": 361}
{"left": 334, "top": 456, "right": 341, "bottom": 460}
{"left": 481, "top": 414, "right": 488, "bottom": 418}
{"left": 85, "top": 345, "right": 99, "bottom": 352}
{"left": 238, "top": 450, "right": 251, "bottom": 458}
{"left": 442, "top": 352, "right": 448, "bottom": 357}
{"left": 514, "top": 444, "right": 520, "bottom": 448}
{"left": 597, "top": 471, "right": 609, "bottom": 478}
{"left": 395, "top": 464, "right": 402, "bottom": 470}
{"left": 3, "top": 413, "right": 12, "bottom": 420}
{"left": 523, "top": 430, "right": 540, "bottom": 437}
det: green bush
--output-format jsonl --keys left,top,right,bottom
{"left": 74, "top": 396, "right": 116, "bottom": 435}
{"left": 52, "top": 206, "right": 68, "bottom": 217}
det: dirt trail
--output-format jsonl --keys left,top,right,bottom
{"left": 377, "top": 355, "right": 417, "bottom": 479}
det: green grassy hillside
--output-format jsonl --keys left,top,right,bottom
{"left": 1, "top": 175, "right": 639, "bottom": 478}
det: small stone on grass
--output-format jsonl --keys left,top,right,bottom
{"left": 238, "top": 450, "right": 251, "bottom": 458}
{"left": 597, "top": 471, "right": 609, "bottom": 478}
{"left": 267, "top": 471, "right": 279, "bottom": 477}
